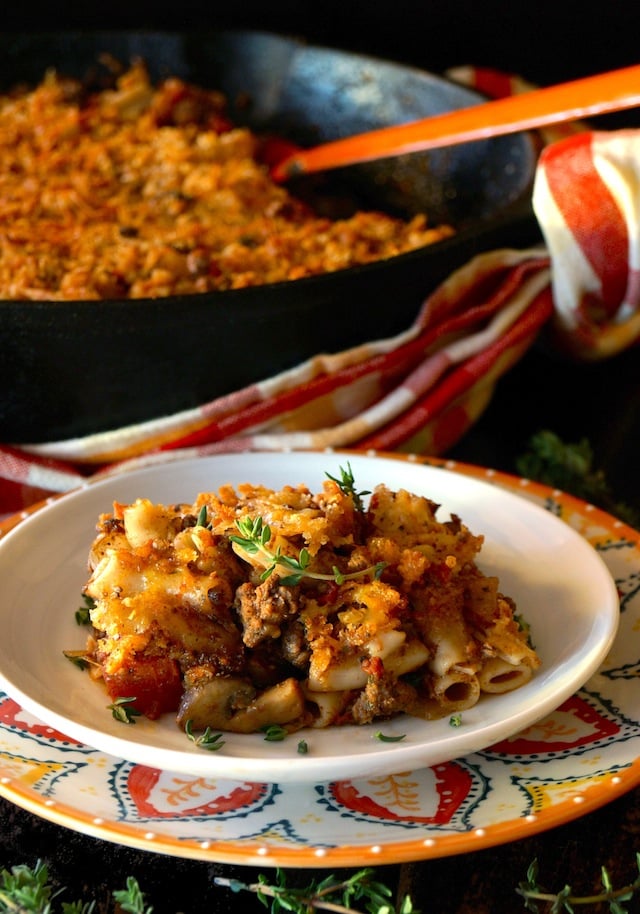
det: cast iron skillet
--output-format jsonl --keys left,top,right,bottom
{"left": 0, "top": 30, "right": 540, "bottom": 442}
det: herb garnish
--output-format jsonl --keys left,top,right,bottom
{"left": 325, "top": 462, "right": 371, "bottom": 512}
{"left": 62, "top": 650, "right": 90, "bottom": 671}
{"left": 262, "top": 724, "right": 288, "bottom": 742}
{"left": 185, "top": 719, "right": 225, "bottom": 751}
{"left": 0, "top": 861, "right": 416, "bottom": 914}
{"left": 374, "top": 730, "right": 406, "bottom": 743}
{"left": 449, "top": 714, "right": 462, "bottom": 728}
{"left": 195, "top": 504, "right": 210, "bottom": 528}
{"left": 230, "top": 515, "right": 385, "bottom": 586}
{"left": 107, "top": 696, "right": 141, "bottom": 724}
{"left": 75, "top": 594, "right": 94, "bottom": 626}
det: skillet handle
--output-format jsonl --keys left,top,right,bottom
{"left": 271, "top": 63, "right": 640, "bottom": 181}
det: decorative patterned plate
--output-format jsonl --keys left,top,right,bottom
{"left": 0, "top": 451, "right": 637, "bottom": 868}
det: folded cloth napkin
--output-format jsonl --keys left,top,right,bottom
{"left": 2, "top": 68, "right": 640, "bottom": 518}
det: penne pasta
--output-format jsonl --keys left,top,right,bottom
{"left": 478, "top": 657, "right": 535, "bottom": 693}
{"left": 303, "top": 686, "right": 353, "bottom": 728}
{"left": 431, "top": 667, "right": 481, "bottom": 713}
{"left": 413, "top": 594, "right": 477, "bottom": 679}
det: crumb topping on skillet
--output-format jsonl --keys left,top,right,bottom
{"left": 0, "top": 60, "right": 453, "bottom": 301}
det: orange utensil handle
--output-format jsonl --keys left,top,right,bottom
{"left": 272, "top": 63, "right": 640, "bottom": 181}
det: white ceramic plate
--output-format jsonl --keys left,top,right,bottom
{"left": 0, "top": 451, "right": 619, "bottom": 784}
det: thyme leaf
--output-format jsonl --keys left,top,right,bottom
{"left": 195, "top": 504, "right": 210, "bottom": 529}
{"left": 107, "top": 696, "right": 141, "bottom": 725}
{"left": 112, "top": 877, "right": 154, "bottom": 914}
{"left": 262, "top": 724, "right": 288, "bottom": 742}
{"left": 374, "top": 730, "right": 406, "bottom": 743}
{"left": 0, "top": 860, "right": 65, "bottom": 914}
{"left": 185, "top": 719, "right": 225, "bottom": 751}
{"left": 75, "top": 594, "right": 94, "bottom": 626}
{"left": 62, "top": 649, "right": 90, "bottom": 671}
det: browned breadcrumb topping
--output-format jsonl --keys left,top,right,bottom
{"left": 0, "top": 60, "right": 454, "bottom": 301}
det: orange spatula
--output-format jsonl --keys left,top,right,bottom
{"left": 271, "top": 64, "right": 640, "bottom": 182}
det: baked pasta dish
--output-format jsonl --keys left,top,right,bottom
{"left": 0, "top": 60, "right": 452, "bottom": 301}
{"left": 76, "top": 469, "right": 541, "bottom": 736}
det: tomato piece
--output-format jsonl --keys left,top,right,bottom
{"left": 103, "top": 657, "right": 183, "bottom": 720}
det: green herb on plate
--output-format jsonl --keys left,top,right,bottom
{"left": 107, "top": 696, "right": 141, "bottom": 725}
{"left": 185, "top": 719, "right": 225, "bottom": 751}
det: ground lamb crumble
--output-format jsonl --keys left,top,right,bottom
{"left": 0, "top": 59, "right": 454, "bottom": 301}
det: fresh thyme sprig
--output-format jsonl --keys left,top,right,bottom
{"left": 5, "top": 857, "right": 640, "bottom": 913}
{"left": 0, "top": 861, "right": 153, "bottom": 914}
{"left": 0, "top": 860, "right": 66, "bottom": 914}
{"left": 517, "top": 856, "right": 640, "bottom": 913}
{"left": 229, "top": 515, "right": 385, "bottom": 586}
{"left": 326, "top": 462, "right": 371, "bottom": 512}
{"left": 0, "top": 863, "right": 413, "bottom": 914}
{"left": 215, "top": 867, "right": 417, "bottom": 914}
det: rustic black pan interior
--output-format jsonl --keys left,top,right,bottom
{"left": 0, "top": 30, "right": 540, "bottom": 442}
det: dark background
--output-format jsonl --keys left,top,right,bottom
{"left": 3, "top": 1, "right": 639, "bottom": 88}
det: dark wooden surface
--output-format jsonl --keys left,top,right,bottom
{"left": 3, "top": 7, "right": 640, "bottom": 911}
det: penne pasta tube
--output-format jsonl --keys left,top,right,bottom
{"left": 478, "top": 657, "right": 534, "bottom": 694}
{"left": 303, "top": 686, "right": 352, "bottom": 728}
{"left": 418, "top": 602, "right": 475, "bottom": 679}
{"left": 308, "top": 635, "right": 430, "bottom": 693}
{"left": 309, "top": 655, "right": 368, "bottom": 692}
{"left": 431, "top": 667, "right": 481, "bottom": 712}
{"left": 380, "top": 638, "right": 431, "bottom": 677}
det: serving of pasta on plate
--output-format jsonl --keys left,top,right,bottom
{"left": 75, "top": 464, "right": 541, "bottom": 740}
